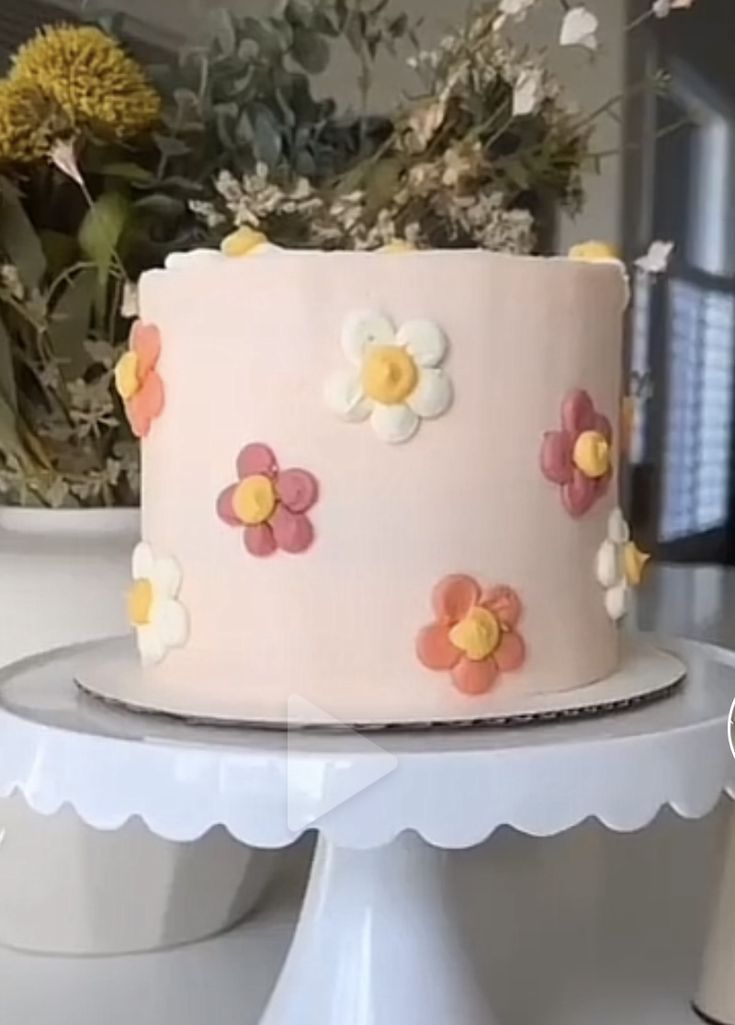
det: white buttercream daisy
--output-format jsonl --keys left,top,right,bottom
{"left": 595, "top": 509, "right": 650, "bottom": 622}
{"left": 128, "top": 542, "right": 189, "bottom": 666}
{"left": 324, "top": 311, "right": 453, "bottom": 444}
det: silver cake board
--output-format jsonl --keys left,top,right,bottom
{"left": 75, "top": 640, "right": 686, "bottom": 733}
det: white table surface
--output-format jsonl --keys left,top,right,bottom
{"left": 0, "top": 562, "right": 732, "bottom": 1024}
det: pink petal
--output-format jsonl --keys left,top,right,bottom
{"left": 276, "top": 468, "right": 319, "bottom": 513}
{"left": 131, "top": 323, "right": 161, "bottom": 376}
{"left": 561, "top": 469, "right": 597, "bottom": 517}
{"left": 561, "top": 389, "right": 595, "bottom": 435}
{"left": 493, "top": 631, "right": 526, "bottom": 673}
{"left": 451, "top": 657, "right": 498, "bottom": 696}
{"left": 244, "top": 523, "right": 277, "bottom": 557}
{"left": 136, "top": 370, "right": 164, "bottom": 420}
{"left": 416, "top": 623, "right": 461, "bottom": 671}
{"left": 431, "top": 575, "right": 480, "bottom": 624}
{"left": 237, "top": 443, "right": 278, "bottom": 479}
{"left": 593, "top": 412, "right": 613, "bottom": 444}
{"left": 481, "top": 586, "right": 522, "bottom": 629}
{"left": 270, "top": 506, "right": 314, "bottom": 554}
{"left": 540, "top": 431, "right": 573, "bottom": 485}
{"left": 216, "top": 484, "right": 241, "bottom": 526}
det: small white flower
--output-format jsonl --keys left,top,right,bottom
{"left": 652, "top": 0, "right": 694, "bottom": 17}
{"left": 121, "top": 281, "right": 139, "bottom": 319}
{"left": 324, "top": 310, "right": 453, "bottom": 444}
{"left": 560, "top": 6, "right": 599, "bottom": 50}
{"left": 635, "top": 240, "right": 674, "bottom": 275}
{"left": 513, "top": 67, "right": 544, "bottom": 117}
{"left": 128, "top": 543, "right": 190, "bottom": 666}
{"left": 499, "top": 0, "right": 538, "bottom": 17}
{"left": 595, "top": 509, "right": 650, "bottom": 622}
{"left": 49, "top": 139, "right": 85, "bottom": 189}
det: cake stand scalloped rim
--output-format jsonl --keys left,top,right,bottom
{"left": 0, "top": 634, "right": 732, "bottom": 850}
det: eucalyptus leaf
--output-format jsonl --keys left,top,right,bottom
{"left": 135, "top": 193, "right": 187, "bottom": 220}
{"left": 0, "top": 177, "right": 47, "bottom": 291}
{"left": 101, "top": 162, "right": 156, "bottom": 184}
{"left": 153, "top": 134, "right": 192, "bottom": 158}
{"left": 78, "top": 193, "right": 130, "bottom": 276}
{"left": 48, "top": 269, "right": 98, "bottom": 381}
{"left": 0, "top": 312, "right": 17, "bottom": 412}
{"left": 211, "top": 9, "right": 237, "bottom": 57}
{"left": 253, "top": 108, "right": 283, "bottom": 168}
{"left": 291, "top": 28, "right": 330, "bottom": 74}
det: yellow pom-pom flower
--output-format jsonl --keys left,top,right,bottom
{"left": 11, "top": 25, "right": 161, "bottom": 141}
{"left": 0, "top": 78, "right": 56, "bottom": 163}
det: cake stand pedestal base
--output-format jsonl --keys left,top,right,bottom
{"left": 261, "top": 833, "right": 491, "bottom": 1025}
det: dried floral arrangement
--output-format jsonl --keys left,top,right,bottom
{"left": 0, "top": 0, "right": 693, "bottom": 507}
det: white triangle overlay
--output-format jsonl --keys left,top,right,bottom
{"left": 286, "top": 696, "right": 399, "bottom": 832}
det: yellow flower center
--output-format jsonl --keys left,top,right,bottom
{"left": 623, "top": 542, "right": 650, "bottom": 587}
{"left": 569, "top": 241, "right": 621, "bottom": 263}
{"left": 115, "top": 351, "right": 141, "bottom": 400}
{"left": 380, "top": 240, "right": 416, "bottom": 253}
{"left": 233, "top": 474, "right": 277, "bottom": 525}
{"left": 362, "top": 345, "right": 418, "bottom": 405}
{"left": 128, "top": 578, "right": 153, "bottom": 627}
{"left": 221, "top": 227, "right": 269, "bottom": 257}
{"left": 449, "top": 607, "right": 501, "bottom": 662}
{"left": 573, "top": 430, "right": 610, "bottom": 479}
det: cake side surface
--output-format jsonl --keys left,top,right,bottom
{"left": 135, "top": 249, "right": 627, "bottom": 723}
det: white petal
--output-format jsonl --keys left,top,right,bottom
{"left": 559, "top": 7, "right": 599, "bottom": 49}
{"left": 324, "top": 369, "right": 372, "bottom": 422}
{"left": 513, "top": 68, "right": 543, "bottom": 117}
{"left": 607, "top": 508, "right": 630, "bottom": 545}
{"left": 370, "top": 403, "right": 420, "bottom": 444}
{"left": 153, "top": 598, "right": 190, "bottom": 649}
{"left": 605, "top": 582, "right": 630, "bottom": 622}
{"left": 137, "top": 624, "right": 166, "bottom": 666}
{"left": 151, "top": 554, "right": 182, "bottom": 598}
{"left": 634, "top": 240, "right": 674, "bottom": 275}
{"left": 499, "top": 0, "right": 537, "bottom": 16}
{"left": 341, "top": 311, "right": 395, "bottom": 366}
{"left": 407, "top": 368, "right": 453, "bottom": 419}
{"left": 396, "top": 319, "right": 447, "bottom": 367}
{"left": 595, "top": 539, "right": 622, "bottom": 589}
{"left": 132, "top": 542, "right": 154, "bottom": 580}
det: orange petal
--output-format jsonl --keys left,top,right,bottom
{"left": 451, "top": 657, "right": 498, "bottom": 696}
{"left": 493, "top": 631, "right": 526, "bottom": 673}
{"left": 416, "top": 623, "right": 461, "bottom": 671}
{"left": 126, "top": 395, "right": 149, "bottom": 439}
{"left": 137, "top": 371, "right": 164, "bottom": 421}
{"left": 131, "top": 323, "right": 162, "bottom": 377}
{"left": 431, "top": 575, "right": 480, "bottom": 624}
{"left": 481, "top": 586, "right": 522, "bottom": 629}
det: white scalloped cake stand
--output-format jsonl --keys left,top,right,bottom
{"left": 0, "top": 634, "right": 732, "bottom": 1025}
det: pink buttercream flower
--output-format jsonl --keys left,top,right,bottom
{"left": 216, "top": 443, "right": 319, "bottom": 557}
{"left": 416, "top": 574, "right": 526, "bottom": 695}
{"left": 114, "top": 322, "right": 165, "bottom": 439}
{"left": 540, "top": 389, "right": 613, "bottom": 517}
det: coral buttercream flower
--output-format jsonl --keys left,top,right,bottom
{"left": 217, "top": 443, "right": 319, "bottom": 557}
{"left": 416, "top": 575, "right": 526, "bottom": 695}
{"left": 114, "top": 322, "right": 164, "bottom": 438}
{"left": 595, "top": 509, "right": 650, "bottom": 621}
{"left": 324, "top": 311, "right": 453, "bottom": 444}
{"left": 11, "top": 25, "right": 160, "bottom": 140}
{"left": 540, "top": 389, "right": 613, "bottom": 517}
{"left": 128, "top": 542, "right": 189, "bottom": 666}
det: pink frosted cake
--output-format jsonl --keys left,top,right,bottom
{"left": 86, "top": 245, "right": 663, "bottom": 726}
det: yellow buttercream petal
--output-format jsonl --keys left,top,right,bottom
{"left": 449, "top": 608, "right": 501, "bottom": 662}
{"left": 573, "top": 430, "right": 610, "bottom": 479}
{"left": 569, "top": 241, "right": 621, "bottom": 263}
{"left": 115, "top": 351, "right": 140, "bottom": 400}
{"left": 623, "top": 542, "right": 650, "bottom": 587}
{"left": 221, "top": 227, "right": 269, "bottom": 257}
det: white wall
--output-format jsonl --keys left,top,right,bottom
{"left": 60, "top": 0, "right": 626, "bottom": 247}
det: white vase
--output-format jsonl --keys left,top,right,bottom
{"left": 0, "top": 506, "right": 276, "bottom": 956}
{"left": 695, "top": 808, "right": 735, "bottom": 1024}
